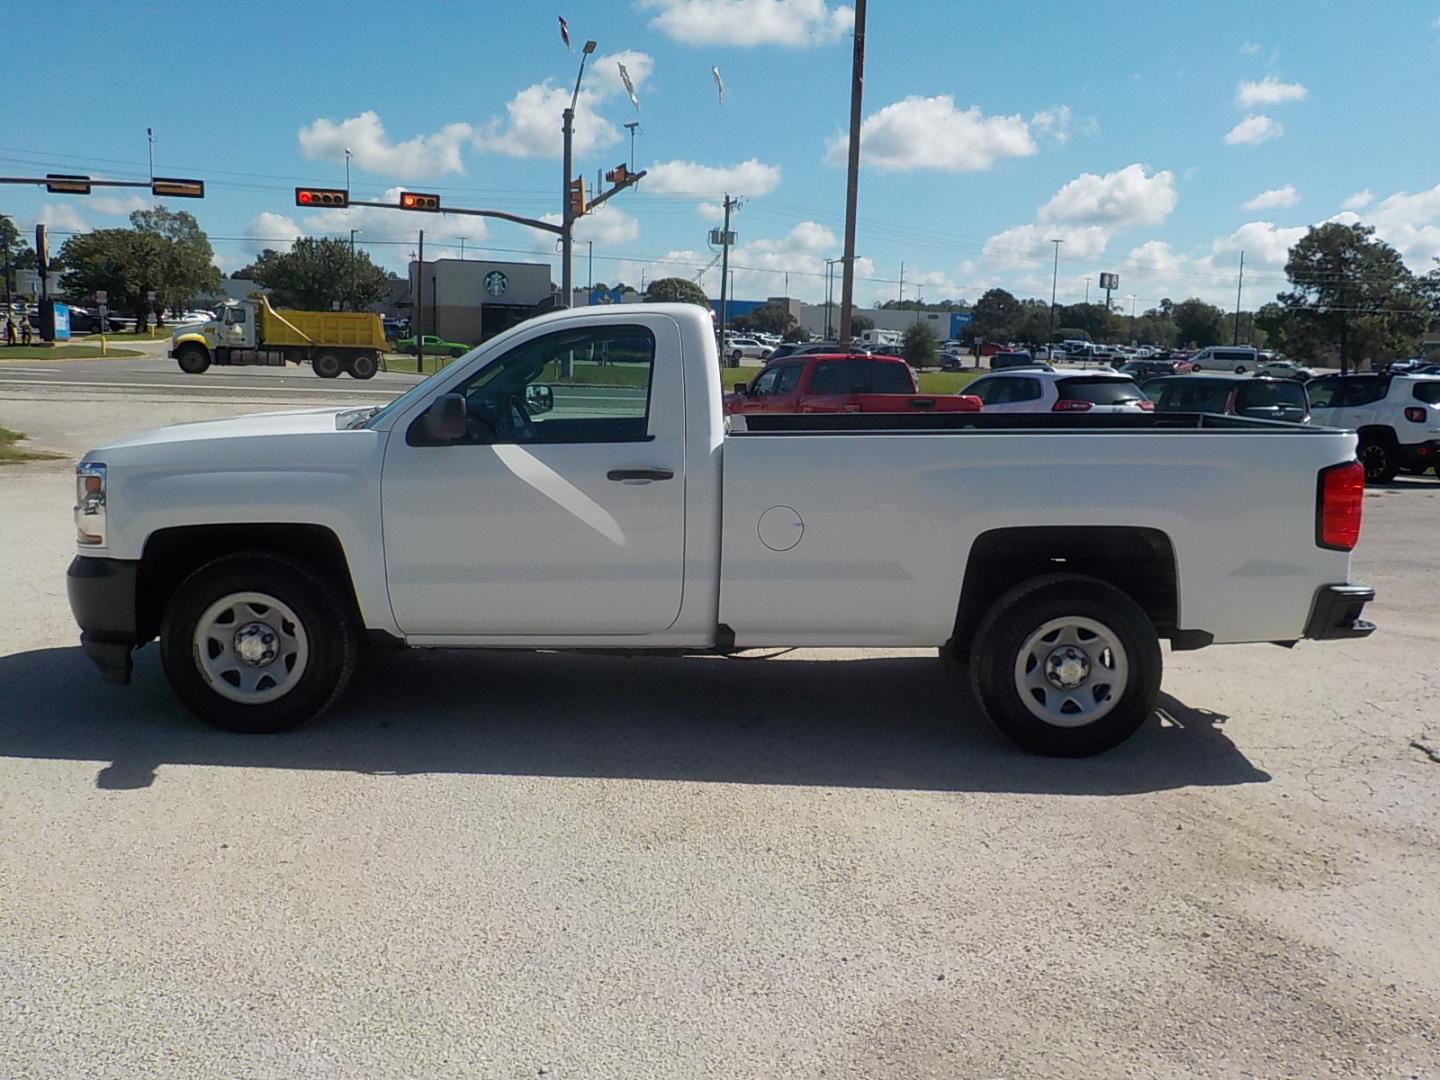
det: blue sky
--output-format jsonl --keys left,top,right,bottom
{"left": 9, "top": 0, "right": 1440, "bottom": 309}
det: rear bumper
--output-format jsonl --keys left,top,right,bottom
{"left": 1395, "top": 440, "right": 1440, "bottom": 466}
{"left": 66, "top": 556, "right": 141, "bottom": 685}
{"left": 1303, "top": 583, "right": 1376, "bottom": 641}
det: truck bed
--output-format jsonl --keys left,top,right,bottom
{"left": 733, "top": 411, "right": 1331, "bottom": 434}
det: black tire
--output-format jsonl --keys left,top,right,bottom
{"left": 348, "top": 352, "right": 378, "bottom": 380}
{"left": 1357, "top": 438, "right": 1397, "bottom": 484}
{"left": 1399, "top": 464, "right": 1428, "bottom": 476}
{"left": 175, "top": 344, "right": 210, "bottom": 375}
{"left": 969, "top": 573, "right": 1162, "bottom": 757}
{"left": 160, "top": 553, "right": 356, "bottom": 734}
{"left": 1235, "top": 366, "right": 1247, "bottom": 374}
{"left": 313, "top": 353, "right": 342, "bottom": 379}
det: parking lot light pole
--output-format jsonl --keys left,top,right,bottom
{"left": 1048, "top": 238, "right": 1063, "bottom": 333}
{"left": 562, "top": 40, "right": 598, "bottom": 309}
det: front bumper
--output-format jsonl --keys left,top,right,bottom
{"left": 66, "top": 556, "right": 141, "bottom": 685}
{"left": 1303, "top": 583, "right": 1376, "bottom": 641}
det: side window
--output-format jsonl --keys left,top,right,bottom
{"left": 1336, "top": 378, "right": 1387, "bottom": 407}
{"left": 809, "top": 361, "right": 871, "bottom": 395}
{"left": 1306, "top": 377, "right": 1339, "bottom": 408}
{"left": 775, "top": 364, "right": 804, "bottom": 394}
{"left": 967, "top": 379, "right": 999, "bottom": 404}
{"left": 1012, "top": 378, "right": 1042, "bottom": 402}
{"left": 750, "top": 367, "right": 782, "bottom": 396}
{"left": 1413, "top": 381, "right": 1440, "bottom": 405}
{"left": 445, "top": 324, "right": 655, "bottom": 445}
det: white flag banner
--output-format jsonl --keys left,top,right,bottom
{"left": 712, "top": 65, "right": 725, "bottom": 105}
{"left": 618, "top": 63, "right": 640, "bottom": 111}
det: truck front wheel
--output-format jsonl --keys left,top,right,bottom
{"left": 175, "top": 344, "right": 210, "bottom": 374}
{"left": 313, "top": 353, "right": 342, "bottom": 379}
{"left": 969, "top": 573, "right": 1161, "bottom": 757}
{"left": 348, "top": 352, "right": 379, "bottom": 380}
{"left": 160, "top": 553, "right": 357, "bottom": 734}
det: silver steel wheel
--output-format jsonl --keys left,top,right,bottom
{"left": 192, "top": 591, "right": 309, "bottom": 706}
{"left": 1013, "top": 615, "right": 1130, "bottom": 728}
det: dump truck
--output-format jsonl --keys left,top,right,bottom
{"left": 170, "top": 296, "right": 387, "bottom": 380}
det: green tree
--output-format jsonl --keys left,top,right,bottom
{"left": 130, "top": 205, "right": 222, "bottom": 326}
{"left": 58, "top": 228, "right": 167, "bottom": 326}
{"left": 249, "top": 238, "right": 390, "bottom": 312}
{"left": 970, "top": 287, "right": 1021, "bottom": 342}
{"left": 733, "top": 300, "right": 796, "bottom": 335}
{"left": 1171, "top": 298, "right": 1225, "bottom": 348}
{"left": 850, "top": 313, "right": 875, "bottom": 333}
{"left": 1012, "top": 299, "right": 1054, "bottom": 346}
{"left": 1278, "top": 222, "right": 1428, "bottom": 373}
{"left": 782, "top": 323, "right": 808, "bottom": 342}
{"left": 645, "top": 276, "right": 709, "bottom": 307}
{"left": 901, "top": 321, "right": 937, "bottom": 367}
{"left": 1, "top": 218, "right": 37, "bottom": 293}
{"left": 1059, "top": 302, "right": 1122, "bottom": 343}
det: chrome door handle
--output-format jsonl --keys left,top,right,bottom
{"left": 607, "top": 468, "right": 675, "bottom": 482}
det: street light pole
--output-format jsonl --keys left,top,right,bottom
{"left": 344, "top": 148, "right": 352, "bottom": 197}
{"left": 837, "top": 0, "right": 867, "bottom": 348}
{"left": 561, "top": 40, "right": 598, "bottom": 310}
{"left": 1048, "top": 238, "right": 1063, "bottom": 333}
{"left": 349, "top": 228, "right": 361, "bottom": 311}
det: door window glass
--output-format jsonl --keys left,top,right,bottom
{"left": 440, "top": 324, "right": 655, "bottom": 445}
{"left": 750, "top": 367, "right": 781, "bottom": 395}
{"left": 1306, "top": 377, "right": 1340, "bottom": 408}
{"left": 775, "top": 364, "right": 803, "bottom": 394}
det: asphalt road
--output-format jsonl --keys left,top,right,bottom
{"left": 1, "top": 390, "right": 1438, "bottom": 1078}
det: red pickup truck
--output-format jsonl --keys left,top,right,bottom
{"left": 725, "top": 353, "right": 982, "bottom": 415}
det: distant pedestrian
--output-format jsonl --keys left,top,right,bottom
{"left": 3, "top": 317, "right": 15, "bottom": 347}
{"left": 20, "top": 319, "right": 32, "bottom": 345}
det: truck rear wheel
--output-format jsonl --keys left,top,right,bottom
{"left": 160, "top": 553, "right": 357, "bottom": 734}
{"left": 175, "top": 344, "right": 210, "bottom": 374}
{"left": 313, "top": 353, "right": 342, "bottom": 379}
{"left": 348, "top": 352, "right": 378, "bottom": 380}
{"left": 969, "top": 573, "right": 1161, "bottom": 757}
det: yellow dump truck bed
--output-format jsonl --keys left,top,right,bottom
{"left": 258, "top": 299, "right": 386, "bottom": 350}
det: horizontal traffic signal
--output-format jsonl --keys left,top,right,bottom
{"left": 152, "top": 177, "right": 205, "bottom": 199}
{"left": 46, "top": 173, "right": 92, "bottom": 195}
{"left": 295, "top": 187, "right": 348, "bottom": 208}
{"left": 399, "top": 191, "right": 441, "bottom": 212}
{"left": 604, "top": 164, "right": 630, "bottom": 185}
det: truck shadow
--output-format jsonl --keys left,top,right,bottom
{"left": 0, "top": 645, "right": 1269, "bottom": 795}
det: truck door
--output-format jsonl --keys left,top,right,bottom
{"left": 380, "top": 315, "right": 687, "bottom": 636}
{"left": 222, "top": 304, "right": 256, "bottom": 349}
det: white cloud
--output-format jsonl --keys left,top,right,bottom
{"left": 541, "top": 205, "right": 640, "bottom": 247}
{"left": 298, "top": 111, "right": 472, "bottom": 180}
{"left": 1210, "top": 220, "right": 1307, "bottom": 266}
{"left": 1432, "top": 15, "right": 1440, "bottom": 29}
{"left": 1240, "top": 41, "right": 1263, "bottom": 55}
{"left": 37, "top": 204, "right": 87, "bottom": 233}
{"left": 1125, "top": 240, "right": 1187, "bottom": 279}
{"left": 982, "top": 224, "right": 1109, "bottom": 270}
{"left": 1244, "top": 185, "right": 1300, "bottom": 210}
{"left": 1363, "top": 183, "right": 1440, "bottom": 267}
{"left": 244, "top": 212, "right": 303, "bottom": 254}
{"left": 825, "top": 95, "right": 1039, "bottom": 172}
{"left": 89, "top": 194, "right": 149, "bottom": 216}
{"left": 643, "top": 158, "right": 782, "bottom": 196}
{"left": 1038, "top": 164, "right": 1178, "bottom": 228}
{"left": 1235, "top": 76, "right": 1308, "bottom": 107}
{"left": 1341, "top": 189, "right": 1373, "bottom": 210}
{"left": 1225, "top": 114, "right": 1283, "bottom": 145}
{"left": 696, "top": 202, "right": 726, "bottom": 222}
{"left": 476, "top": 51, "right": 652, "bottom": 160}
{"left": 640, "top": 0, "right": 853, "bottom": 46}
{"left": 1029, "top": 105, "right": 1073, "bottom": 145}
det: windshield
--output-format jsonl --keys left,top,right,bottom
{"left": 1058, "top": 377, "right": 1144, "bottom": 404}
{"left": 363, "top": 361, "right": 470, "bottom": 430}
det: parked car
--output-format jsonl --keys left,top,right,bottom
{"left": 1256, "top": 360, "right": 1319, "bottom": 381}
{"left": 396, "top": 334, "right": 469, "bottom": 358}
{"left": 766, "top": 341, "right": 841, "bottom": 362}
{"left": 727, "top": 353, "right": 982, "bottom": 416}
{"left": 66, "top": 302, "right": 1375, "bottom": 758}
{"left": 723, "top": 336, "right": 772, "bottom": 363}
{"left": 964, "top": 369, "right": 1153, "bottom": 413}
{"left": 1306, "top": 373, "right": 1440, "bottom": 481}
{"left": 990, "top": 350, "right": 1035, "bottom": 370}
{"left": 1146, "top": 375, "right": 1310, "bottom": 424}
{"left": 1188, "top": 346, "right": 1261, "bottom": 374}
{"left": 1117, "top": 360, "right": 1188, "bottom": 384}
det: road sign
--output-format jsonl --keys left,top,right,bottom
{"left": 146, "top": 290, "right": 156, "bottom": 302}
{"left": 1099, "top": 272, "right": 1120, "bottom": 290}
{"left": 45, "top": 173, "right": 92, "bottom": 195}
{"left": 151, "top": 177, "right": 205, "bottom": 199}
{"left": 95, "top": 290, "right": 107, "bottom": 304}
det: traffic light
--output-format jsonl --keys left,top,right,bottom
{"left": 568, "top": 178, "right": 587, "bottom": 217}
{"left": 399, "top": 191, "right": 441, "bottom": 212}
{"left": 151, "top": 177, "right": 205, "bottom": 199}
{"left": 294, "top": 187, "right": 348, "bottom": 208}
{"left": 45, "top": 173, "right": 92, "bottom": 195}
{"left": 604, "top": 164, "right": 630, "bottom": 185}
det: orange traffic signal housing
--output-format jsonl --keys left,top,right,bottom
{"left": 568, "top": 178, "right": 587, "bottom": 217}
{"left": 295, "top": 187, "right": 348, "bottom": 208}
{"left": 399, "top": 191, "right": 441, "bottom": 212}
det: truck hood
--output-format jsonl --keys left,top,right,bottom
{"left": 88, "top": 407, "right": 363, "bottom": 455}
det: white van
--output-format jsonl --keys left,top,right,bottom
{"left": 1189, "top": 346, "right": 1260, "bottom": 373}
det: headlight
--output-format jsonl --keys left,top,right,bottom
{"left": 75, "top": 462, "right": 107, "bottom": 547}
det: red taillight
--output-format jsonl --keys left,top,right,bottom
{"left": 1137, "top": 399, "right": 1156, "bottom": 411}
{"left": 957, "top": 394, "right": 982, "bottom": 412}
{"left": 1317, "top": 461, "right": 1364, "bottom": 551}
{"left": 1052, "top": 398, "right": 1093, "bottom": 412}
{"left": 1404, "top": 406, "right": 1426, "bottom": 423}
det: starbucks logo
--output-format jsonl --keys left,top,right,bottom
{"left": 484, "top": 270, "right": 508, "bottom": 298}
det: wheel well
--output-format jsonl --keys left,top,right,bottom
{"left": 950, "top": 526, "right": 1179, "bottom": 657}
{"left": 1355, "top": 425, "right": 1396, "bottom": 445}
{"left": 136, "top": 524, "right": 360, "bottom": 643}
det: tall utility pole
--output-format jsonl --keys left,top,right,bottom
{"left": 1233, "top": 250, "right": 1245, "bottom": 345}
{"left": 561, "top": 40, "right": 598, "bottom": 309}
{"left": 1084, "top": 276, "right": 1091, "bottom": 304}
{"left": 349, "top": 229, "right": 361, "bottom": 311}
{"left": 717, "top": 193, "right": 738, "bottom": 356}
{"left": 1127, "top": 293, "right": 1138, "bottom": 341}
{"left": 416, "top": 229, "right": 425, "bottom": 375}
{"left": 1, "top": 213, "right": 12, "bottom": 320}
{"left": 837, "top": 0, "right": 867, "bottom": 348}
{"left": 824, "top": 257, "right": 841, "bottom": 339}
{"left": 1048, "top": 238, "right": 1064, "bottom": 332}
{"left": 897, "top": 261, "right": 905, "bottom": 307}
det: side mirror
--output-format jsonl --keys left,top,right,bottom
{"left": 422, "top": 394, "right": 467, "bottom": 442}
{"left": 733, "top": 382, "right": 749, "bottom": 395}
{"left": 524, "top": 383, "right": 555, "bottom": 415}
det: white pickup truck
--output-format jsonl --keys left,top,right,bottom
{"left": 67, "top": 304, "right": 1375, "bottom": 757}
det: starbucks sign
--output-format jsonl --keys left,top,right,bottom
{"left": 484, "top": 270, "right": 509, "bottom": 298}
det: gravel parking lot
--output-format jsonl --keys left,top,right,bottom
{"left": 1, "top": 380, "right": 1438, "bottom": 1078}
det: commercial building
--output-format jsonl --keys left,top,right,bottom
{"left": 407, "top": 258, "right": 556, "bottom": 345}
